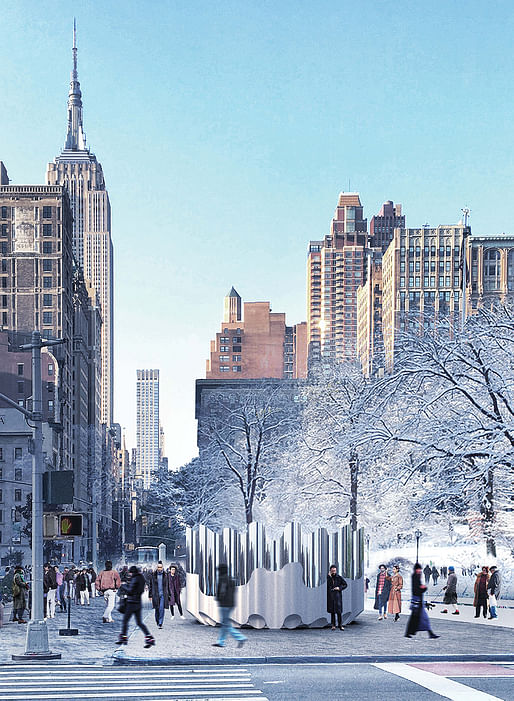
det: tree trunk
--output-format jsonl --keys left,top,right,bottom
{"left": 349, "top": 450, "right": 358, "bottom": 533}
{"left": 481, "top": 466, "right": 496, "bottom": 557}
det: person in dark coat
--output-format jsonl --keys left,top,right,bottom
{"left": 148, "top": 561, "right": 170, "bottom": 628}
{"left": 116, "top": 565, "right": 155, "bottom": 648}
{"left": 212, "top": 564, "right": 247, "bottom": 648}
{"left": 374, "top": 564, "right": 392, "bottom": 620}
{"left": 487, "top": 566, "right": 501, "bottom": 620}
{"left": 423, "top": 564, "right": 431, "bottom": 585}
{"left": 327, "top": 564, "right": 347, "bottom": 630}
{"left": 440, "top": 566, "right": 459, "bottom": 615}
{"left": 473, "top": 566, "right": 489, "bottom": 618}
{"left": 431, "top": 566, "right": 439, "bottom": 586}
{"left": 405, "top": 563, "right": 439, "bottom": 638}
{"left": 12, "top": 566, "right": 29, "bottom": 623}
{"left": 168, "top": 565, "right": 184, "bottom": 619}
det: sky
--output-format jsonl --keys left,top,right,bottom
{"left": 2, "top": 1, "right": 514, "bottom": 468}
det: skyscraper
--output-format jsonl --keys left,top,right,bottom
{"left": 46, "top": 25, "right": 114, "bottom": 426}
{"left": 369, "top": 201, "right": 405, "bottom": 252}
{"left": 136, "top": 369, "right": 160, "bottom": 490}
{"left": 307, "top": 193, "right": 367, "bottom": 363}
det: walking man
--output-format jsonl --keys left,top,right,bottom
{"left": 487, "top": 566, "right": 501, "bottom": 620}
{"left": 116, "top": 565, "right": 155, "bottom": 648}
{"left": 43, "top": 563, "right": 57, "bottom": 618}
{"left": 149, "top": 561, "right": 170, "bottom": 629}
{"left": 423, "top": 564, "right": 431, "bottom": 586}
{"left": 96, "top": 560, "right": 121, "bottom": 623}
{"left": 327, "top": 564, "right": 347, "bottom": 630}
{"left": 212, "top": 564, "right": 247, "bottom": 649}
{"left": 374, "top": 564, "right": 391, "bottom": 620}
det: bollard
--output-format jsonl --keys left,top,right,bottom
{"left": 59, "top": 594, "right": 78, "bottom": 636}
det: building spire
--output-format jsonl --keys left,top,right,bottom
{"left": 64, "top": 19, "right": 87, "bottom": 151}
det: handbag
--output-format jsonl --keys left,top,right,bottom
{"left": 117, "top": 595, "right": 127, "bottom": 614}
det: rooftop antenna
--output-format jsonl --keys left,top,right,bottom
{"left": 461, "top": 207, "right": 470, "bottom": 227}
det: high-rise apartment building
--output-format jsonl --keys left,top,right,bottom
{"left": 307, "top": 193, "right": 367, "bottom": 363}
{"left": 136, "top": 369, "right": 160, "bottom": 490}
{"left": 356, "top": 251, "right": 384, "bottom": 377}
{"left": 206, "top": 288, "right": 308, "bottom": 379}
{"left": 369, "top": 201, "right": 405, "bottom": 252}
{"left": 381, "top": 224, "right": 468, "bottom": 369}
{"left": 46, "top": 27, "right": 114, "bottom": 426}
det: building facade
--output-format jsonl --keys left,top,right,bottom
{"left": 136, "top": 369, "right": 160, "bottom": 490}
{"left": 356, "top": 250, "right": 384, "bottom": 377}
{"left": 381, "top": 224, "right": 468, "bottom": 369}
{"left": 206, "top": 288, "right": 307, "bottom": 380}
{"left": 46, "top": 28, "right": 114, "bottom": 427}
{"left": 307, "top": 193, "right": 367, "bottom": 364}
{"left": 469, "top": 235, "right": 514, "bottom": 309}
{"left": 369, "top": 201, "right": 405, "bottom": 252}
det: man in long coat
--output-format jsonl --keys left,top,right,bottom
{"left": 327, "top": 564, "right": 347, "bottom": 630}
{"left": 148, "top": 561, "right": 171, "bottom": 628}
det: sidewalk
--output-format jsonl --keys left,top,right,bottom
{"left": 2, "top": 593, "right": 513, "bottom": 666}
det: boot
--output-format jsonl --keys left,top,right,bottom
{"left": 440, "top": 609, "right": 448, "bottom": 613}
{"left": 428, "top": 630, "right": 440, "bottom": 639}
{"left": 451, "top": 610, "right": 460, "bottom": 615}
{"left": 115, "top": 634, "right": 128, "bottom": 645}
{"left": 144, "top": 634, "right": 155, "bottom": 649}
{"left": 394, "top": 613, "right": 400, "bottom": 621}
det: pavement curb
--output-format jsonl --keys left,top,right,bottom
{"left": 111, "top": 653, "right": 514, "bottom": 666}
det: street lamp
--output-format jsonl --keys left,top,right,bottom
{"left": 365, "top": 533, "right": 370, "bottom": 569}
{"left": 0, "top": 331, "right": 65, "bottom": 661}
{"left": 415, "top": 529, "right": 422, "bottom": 564}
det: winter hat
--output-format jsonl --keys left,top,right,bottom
{"left": 448, "top": 566, "right": 454, "bottom": 572}
{"left": 129, "top": 565, "right": 139, "bottom": 575}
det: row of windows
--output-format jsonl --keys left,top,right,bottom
{"left": 219, "top": 336, "right": 242, "bottom": 343}
{"left": 0, "top": 448, "right": 23, "bottom": 461}
{"left": 219, "top": 366, "right": 242, "bottom": 373}
{"left": 219, "top": 355, "right": 241, "bottom": 362}
{"left": 400, "top": 276, "right": 460, "bottom": 288}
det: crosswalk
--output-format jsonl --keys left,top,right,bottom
{"left": 0, "top": 665, "right": 268, "bottom": 700}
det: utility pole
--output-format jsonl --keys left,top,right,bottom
{"left": 10, "top": 331, "right": 65, "bottom": 661}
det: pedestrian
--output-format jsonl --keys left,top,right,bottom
{"left": 148, "top": 561, "right": 170, "bottom": 629}
{"left": 441, "top": 566, "right": 447, "bottom": 579}
{"left": 405, "top": 563, "right": 439, "bottom": 639}
{"left": 474, "top": 566, "right": 489, "bottom": 619}
{"left": 440, "top": 565, "right": 459, "bottom": 615}
{"left": 174, "top": 562, "right": 187, "bottom": 588}
{"left": 96, "top": 560, "right": 121, "bottom": 624}
{"left": 76, "top": 567, "right": 91, "bottom": 605}
{"left": 212, "top": 564, "right": 247, "bottom": 648}
{"left": 374, "top": 564, "right": 391, "bottom": 620}
{"left": 88, "top": 567, "right": 97, "bottom": 597}
{"left": 487, "top": 566, "right": 501, "bottom": 620}
{"left": 12, "top": 566, "right": 29, "bottom": 624}
{"left": 169, "top": 565, "right": 185, "bottom": 619}
{"left": 43, "top": 562, "right": 58, "bottom": 618}
{"left": 387, "top": 564, "right": 403, "bottom": 621}
{"left": 423, "top": 564, "right": 431, "bottom": 585}
{"left": 431, "top": 566, "right": 439, "bottom": 586}
{"left": 116, "top": 565, "right": 155, "bottom": 648}
{"left": 327, "top": 564, "right": 347, "bottom": 630}
{"left": 364, "top": 576, "right": 370, "bottom": 594}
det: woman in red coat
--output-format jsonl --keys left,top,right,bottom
{"left": 168, "top": 565, "right": 185, "bottom": 619}
{"left": 387, "top": 565, "right": 403, "bottom": 621}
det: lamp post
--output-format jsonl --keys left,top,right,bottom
{"left": 365, "top": 533, "right": 370, "bottom": 569}
{"left": 415, "top": 529, "right": 422, "bottom": 564}
{"left": 6, "top": 331, "right": 65, "bottom": 661}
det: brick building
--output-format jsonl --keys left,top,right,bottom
{"left": 206, "top": 288, "right": 307, "bottom": 380}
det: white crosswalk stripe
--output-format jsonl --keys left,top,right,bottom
{"left": 0, "top": 665, "right": 268, "bottom": 700}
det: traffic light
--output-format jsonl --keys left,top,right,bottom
{"left": 141, "top": 515, "right": 148, "bottom": 527}
{"left": 59, "top": 513, "right": 83, "bottom": 537}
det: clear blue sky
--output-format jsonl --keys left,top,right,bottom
{"left": 2, "top": 1, "right": 514, "bottom": 467}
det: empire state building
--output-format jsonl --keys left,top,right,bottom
{"left": 46, "top": 25, "right": 114, "bottom": 426}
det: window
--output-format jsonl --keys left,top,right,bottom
{"left": 400, "top": 277, "right": 405, "bottom": 287}
{"left": 219, "top": 355, "right": 229, "bottom": 362}
{"left": 232, "top": 345, "right": 242, "bottom": 352}
{"left": 232, "top": 366, "right": 242, "bottom": 373}
{"left": 232, "top": 354, "right": 241, "bottom": 361}
{"left": 17, "top": 381, "right": 24, "bottom": 394}
{"left": 424, "top": 276, "right": 429, "bottom": 286}
{"left": 15, "top": 468, "right": 22, "bottom": 481}
{"left": 43, "top": 206, "right": 52, "bottom": 218}
{"left": 219, "top": 345, "right": 229, "bottom": 352}
{"left": 0, "top": 448, "right": 2, "bottom": 461}
{"left": 17, "top": 363, "right": 23, "bottom": 376}
{"left": 42, "top": 224, "right": 52, "bottom": 236}
{"left": 43, "top": 259, "right": 52, "bottom": 272}
{"left": 409, "top": 262, "right": 414, "bottom": 273}
{"left": 42, "top": 241, "right": 52, "bottom": 254}
{"left": 219, "top": 365, "right": 229, "bottom": 372}
{"left": 409, "top": 277, "right": 414, "bottom": 287}
{"left": 14, "top": 490, "right": 22, "bottom": 502}
{"left": 48, "top": 363, "right": 54, "bottom": 375}
{"left": 2, "top": 312, "right": 6, "bottom": 325}
{"left": 484, "top": 249, "right": 501, "bottom": 291}
{"left": 1, "top": 207, "right": 7, "bottom": 218}
{"left": 232, "top": 336, "right": 242, "bottom": 343}
{"left": 42, "top": 311, "right": 52, "bottom": 325}
{"left": 220, "top": 337, "right": 229, "bottom": 343}
{"left": 1, "top": 242, "right": 8, "bottom": 255}
{"left": 43, "top": 276, "right": 52, "bottom": 288}
{"left": 1, "top": 260, "right": 6, "bottom": 272}
{"left": 14, "top": 447, "right": 22, "bottom": 460}
{"left": 2, "top": 295, "right": 6, "bottom": 307}
{"left": 0, "top": 224, "right": 7, "bottom": 236}
{"left": 43, "top": 294, "right": 52, "bottom": 306}
{"left": 439, "top": 276, "right": 444, "bottom": 287}
{"left": 0, "top": 490, "right": 2, "bottom": 502}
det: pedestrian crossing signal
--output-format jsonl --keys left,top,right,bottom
{"left": 59, "top": 514, "right": 83, "bottom": 537}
